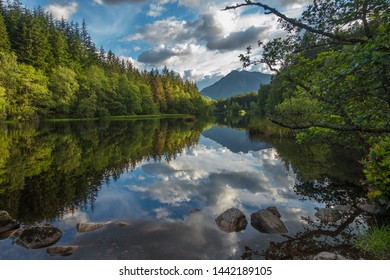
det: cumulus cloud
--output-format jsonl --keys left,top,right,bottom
{"left": 44, "top": 1, "right": 78, "bottom": 20}
{"left": 147, "top": 0, "right": 177, "bottom": 17}
{"left": 126, "top": 13, "right": 271, "bottom": 55}
{"left": 138, "top": 44, "right": 195, "bottom": 64}
{"left": 118, "top": 0, "right": 300, "bottom": 85}
{"left": 207, "top": 25, "right": 267, "bottom": 51}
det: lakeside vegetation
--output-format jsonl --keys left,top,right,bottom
{"left": 225, "top": 0, "right": 389, "bottom": 212}
{"left": 0, "top": 0, "right": 389, "bottom": 259}
{"left": 0, "top": 1, "right": 212, "bottom": 122}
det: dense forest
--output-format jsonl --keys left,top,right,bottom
{"left": 226, "top": 0, "right": 389, "bottom": 210}
{"left": 0, "top": 0, "right": 211, "bottom": 121}
{"left": 213, "top": 91, "right": 258, "bottom": 115}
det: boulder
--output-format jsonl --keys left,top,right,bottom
{"left": 215, "top": 208, "right": 248, "bottom": 233}
{"left": 0, "top": 211, "right": 20, "bottom": 235}
{"left": 47, "top": 246, "right": 78, "bottom": 257}
{"left": 313, "top": 252, "right": 347, "bottom": 260}
{"left": 251, "top": 209, "right": 288, "bottom": 234}
{"left": 357, "top": 203, "right": 381, "bottom": 215}
{"left": 266, "top": 206, "right": 281, "bottom": 218}
{"left": 76, "top": 223, "right": 105, "bottom": 233}
{"left": 16, "top": 225, "right": 62, "bottom": 249}
{"left": 314, "top": 208, "right": 342, "bottom": 223}
{"left": 333, "top": 205, "right": 352, "bottom": 213}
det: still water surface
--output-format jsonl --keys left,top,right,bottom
{"left": 0, "top": 118, "right": 368, "bottom": 259}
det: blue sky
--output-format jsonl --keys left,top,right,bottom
{"left": 23, "top": 0, "right": 310, "bottom": 89}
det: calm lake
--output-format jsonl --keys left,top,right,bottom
{"left": 0, "top": 118, "right": 371, "bottom": 259}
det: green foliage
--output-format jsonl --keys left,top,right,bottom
{"left": 355, "top": 226, "right": 390, "bottom": 259}
{"left": 0, "top": 9, "right": 10, "bottom": 52}
{"left": 0, "top": 2, "right": 210, "bottom": 121}
{"left": 214, "top": 91, "right": 258, "bottom": 114}
{"left": 362, "top": 137, "right": 390, "bottom": 210}
{"left": 248, "top": 118, "right": 294, "bottom": 139}
{"left": 229, "top": 0, "right": 390, "bottom": 211}
{"left": 49, "top": 66, "right": 79, "bottom": 116}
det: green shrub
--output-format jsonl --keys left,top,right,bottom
{"left": 362, "top": 137, "right": 390, "bottom": 211}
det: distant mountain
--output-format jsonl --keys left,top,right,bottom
{"left": 200, "top": 70, "right": 272, "bottom": 100}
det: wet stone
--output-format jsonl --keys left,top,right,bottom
{"left": 357, "top": 203, "right": 381, "bottom": 215}
{"left": 313, "top": 252, "right": 347, "bottom": 260}
{"left": 16, "top": 225, "right": 62, "bottom": 249}
{"left": 189, "top": 208, "right": 202, "bottom": 214}
{"left": 116, "top": 221, "right": 133, "bottom": 227}
{"left": 0, "top": 211, "right": 20, "bottom": 235}
{"left": 47, "top": 246, "right": 78, "bottom": 256}
{"left": 76, "top": 223, "right": 105, "bottom": 233}
{"left": 266, "top": 206, "right": 281, "bottom": 218}
{"left": 314, "top": 208, "right": 342, "bottom": 223}
{"left": 250, "top": 209, "right": 288, "bottom": 234}
{"left": 333, "top": 205, "right": 353, "bottom": 213}
{"left": 215, "top": 208, "right": 248, "bottom": 233}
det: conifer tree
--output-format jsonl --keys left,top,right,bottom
{"left": 0, "top": 3, "right": 10, "bottom": 52}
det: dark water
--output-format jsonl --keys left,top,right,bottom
{"left": 0, "top": 118, "right": 370, "bottom": 259}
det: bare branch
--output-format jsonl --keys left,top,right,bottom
{"left": 223, "top": 1, "right": 367, "bottom": 44}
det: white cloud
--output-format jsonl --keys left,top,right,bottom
{"left": 44, "top": 1, "right": 78, "bottom": 20}
{"left": 147, "top": 0, "right": 177, "bottom": 17}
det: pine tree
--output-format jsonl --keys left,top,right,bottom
{"left": 0, "top": 4, "right": 10, "bottom": 52}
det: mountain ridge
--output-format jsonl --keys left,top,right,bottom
{"left": 200, "top": 70, "right": 272, "bottom": 100}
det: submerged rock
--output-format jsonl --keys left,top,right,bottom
{"left": 76, "top": 223, "right": 105, "bottom": 233}
{"left": 189, "top": 208, "right": 202, "bottom": 214}
{"left": 116, "top": 221, "right": 133, "bottom": 227}
{"left": 47, "top": 246, "right": 78, "bottom": 256}
{"left": 314, "top": 208, "right": 342, "bottom": 223}
{"left": 215, "top": 208, "right": 248, "bottom": 233}
{"left": 0, "top": 211, "right": 20, "bottom": 235}
{"left": 16, "top": 225, "right": 62, "bottom": 249}
{"left": 250, "top": 208, "right": 288, "bottom": 234}
{"left": 313, "top": 252, "right": 347, "bottom": 260}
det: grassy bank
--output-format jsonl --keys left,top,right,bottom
{"left": 248, "top": 118, "right": 295, "bottom": 139}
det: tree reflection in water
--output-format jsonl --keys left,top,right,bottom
{"left": 245, "top": 129, "right": 376, "bottom": 260}
{"left": 0, "top": 118, "right": 208, "bottom": 224}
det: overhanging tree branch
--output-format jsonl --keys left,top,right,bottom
{"left": 269, "top": 118, "right": 390, "bottom": 133}
{"left": 223, "top": 1, "right": 367, "bottom": 44}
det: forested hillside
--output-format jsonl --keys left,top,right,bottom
{"left": 0, "top": 0, "right": 211, "bottom": 121}
{"left": 213, "top": 91, "right": 258, "bottom": 115}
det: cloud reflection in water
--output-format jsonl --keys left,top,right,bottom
{"left": 65, "top": 131, "right": 324, "bottom": 259}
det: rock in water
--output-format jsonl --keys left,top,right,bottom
{"left": 47, "top": 246, "right": 78, "bottom": 256}
{"left": 357, "top": 203, "right": 381, "bottom": 215}
{"left": 16, "top": 225, "right": 62, "bottom": 249}
{"left": 215, "top": 208, "right": 248, "bottom": 233}
{"left": 76, "top": 223, "right": 105, "bottom": 233}
{"left": 314, "top": 208, "right": 342, "bottom": 223}
{"left": 0, "top": 211, "right": 20, "bottom": 235}
{"left": 313, "top": 252, "right": 347, "bottom": 260}
{"left": 250, "top": 209, "right": 288, "bottom": 234}
{"left": 265, "top": 206, "right": 281, "bottom": 218}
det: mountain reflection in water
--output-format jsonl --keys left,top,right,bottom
{"left": 0, "top": 119, "right": 367, "bottom": 259}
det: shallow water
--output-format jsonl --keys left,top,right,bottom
{"left": 0, "top": 119, "right": 369, "bottom": 259}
